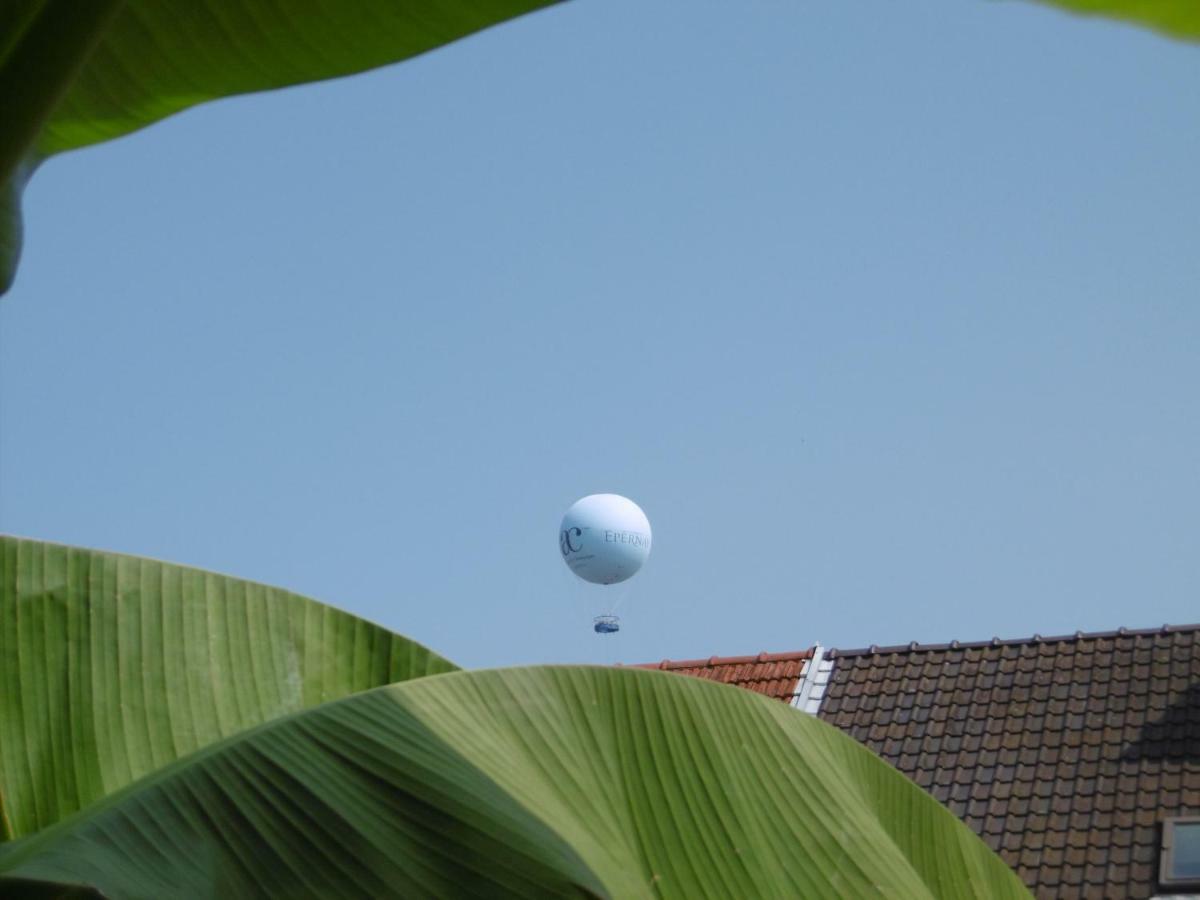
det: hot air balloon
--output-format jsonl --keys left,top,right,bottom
{"left": 559, "top": 493, "right": 651, "bottom": 633}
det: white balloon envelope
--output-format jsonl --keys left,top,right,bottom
{"left": 560, "top": 494, "right": 652, "bottom": 586}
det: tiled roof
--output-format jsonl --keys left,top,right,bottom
{"left": 819, "top": 624, "right": 1200, "bottom": 900}
{"left": 631, "top": 649, "right": 813, "bottom": 701}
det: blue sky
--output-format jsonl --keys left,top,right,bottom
{"left": 2, "top": 0, "right": 1198, "bottom": 670}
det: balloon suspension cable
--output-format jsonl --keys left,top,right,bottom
{"left": 607, "top": 580, "right": 633, "bottom": 614}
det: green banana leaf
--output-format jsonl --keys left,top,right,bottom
{"left": 0, "top": 665, "right": 1031, "bottom": 899}
{"left": 1037, "top": 1, "right": 1200, "bottom": 41}
{"left": 0, "top": 535, "right": 456, "bottom": 841}
{"left": 0, "top": 0, "right": 562, "bottom": 293}
{"left": 1, "top": 0, "right": 1196, "bottom": 295}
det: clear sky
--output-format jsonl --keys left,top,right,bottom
{"left": 2, "top": 0, "right": 1198, "bottom": 670}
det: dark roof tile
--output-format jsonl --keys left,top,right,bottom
{"left": 816, "top": 622, "right": 1200, "bottom": 900}
{"left": 649, "top": 624, "right": 1200, "bottom": 899}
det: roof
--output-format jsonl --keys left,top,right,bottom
{"left": 635, "top": 623, "right": 1200, "bottom": 900}
{"left": 819, "top": 624, "right": 1200, "bottom": 900}
{"left": 631, "top": 649, "right": 813, "bottom": 701}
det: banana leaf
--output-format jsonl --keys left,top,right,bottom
{"left": 1037, "top": 1, "right": 1200, "bottom": 41}
{"left": 0, "top": 535, "right": 456, "bottom": 840}
{"left": 0, "top": 0, "right": 562, "bottom": 293}
{"left": 1, "top": 0, "right": 1196, "bottom": 295}
{"left": 0, "top": 665, "right": 1031, "bottom": 898}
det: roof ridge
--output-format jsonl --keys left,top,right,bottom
{"left": 628, "top": 647, "right": 816, "bottom": 671}
{"left": 827, "top": 622, "right": 1200, "bottom": 658}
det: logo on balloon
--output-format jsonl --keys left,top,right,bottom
{"left": 560, "top": 527, "right": 583, "bottom": 556}
{"left": 605, "top": 530, "right": 650, "bottom": 549}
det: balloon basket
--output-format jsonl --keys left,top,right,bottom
{"left": 593, "top": 615, "right": 620, "bottom": 635}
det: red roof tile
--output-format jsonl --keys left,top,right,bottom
{"left": 630, "top": 649, "right": 813, "bottom": 701}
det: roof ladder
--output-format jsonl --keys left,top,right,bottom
{"left": 791, "top": 643, "right": 833, "bottom": 715}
